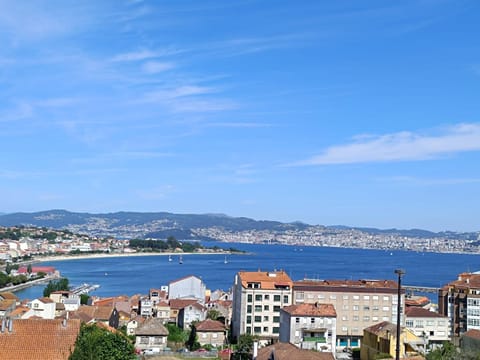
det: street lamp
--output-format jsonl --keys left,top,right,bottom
{"left": 394, "top": 269, "right": 405, "bottom": 360}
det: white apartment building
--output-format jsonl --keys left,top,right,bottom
{"left": 405, "top": 307, "right": 449, "bottom": 352}
{"left": 279, "top": 302, "right": 337, "bottom": 353}
{"left": 232, "top": 270, "right": 293, "bottom": 343}
{"left": 293, "top": 279, "right": 405, "bottom": 349}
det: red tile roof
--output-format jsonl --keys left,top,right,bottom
{"left": 257, "top": 342, "right": 335, "bottom": 360}
{"left": 196, "top": 319, "right": 226, "bottom": 332}
{"left": 282, "top": 303, "right": 337, "bottom": 317}
{"left": 405, "top": 307, "right": 446, "bottom": 318}
{"left": 463, "top": 329, "right": 480, "bottom": 340}
{"left": 0, "top": 318, "right": 81, "bottom": 360}
{"left": 169, "top": 299, "right": 198, "bottom": 310}
{"left": 238, "top": 271, "right": 293, "bottom": 290}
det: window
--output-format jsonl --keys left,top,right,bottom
{"left": 342, "top": 304, "right": 349, "bottom": 310}
{"left": 415, "top": 320, "right": 424, "bottom": 328}
{"left": 246, "top": 326, "right": 252, "bottom": 334}
{"left": 274, "top": 305, "right": 280, "bottom": 312}
{"left": 273, "top": 316, "right": 280, "bottom": 323}
{"left": 248, "top": 283, "right": 260, "bottom": 289}
{"left": 264, "top": 305, "right": 269, "bottom": 311}
{"left": 342, "top": 316, "right": 348, "bottom": 321}
{"left": 254, "top": 327, "right": 261, "bottom": 334}
{"left": 311, "top": 318, "right": 315, "bottom": 324}
{"left": 363, "top": 316, "right": 370, "bottom": 321}
{"left": 382, "top": 306, "right": 389, "bottom": 311}
{"left": 353, "top": 305, "right": 359, "bottom": 311}
{"left": 438, "top": 321, "right": 446, "bottom": 326}
{"left": 247, "top": 316, "right": 252, "bottom": 324}
{"left": 247, "top": 294, "right": 252, "bottom": 302}
{"left": 296, "top": 292, "right": 304, "bottom": 301}
{"left": 263, "top": 327, "right": 268, "bottom": 332}
{"left": 318, "top": 294, "right": 325, "bottom": 299}
{"left": 213, "top": 333, "right": 218, "bottom": 338}
{"left": 263, "top": 316, "right": 269, "bottom": 321}
{"left": 363, "top": 306, "right": 370, "bottom": 311}
{"left": 373, "top": 296, "right": 379, "bottom": 300}
{"left": 372, "top": 316, "right": 378, "bottom": 321}
{"left": 353, "top": 316, "right": 359, "bottom": 321}
{"left": 247, "top": 305, "right": 252, "bottom": 313}
{"left": 283, "top": 295, "right": 289, "bottom": 304}
{"left": 353, "top": 295, "right": 360, "bottom": 300}
{"left": 342, "top": 326, "right": 348, "bottom": 332}
{"left": 255, "top": 305, "right": 262, "bottom": 312}
{"left": 372, "top": 306, "right": 379, "bottom": 311}
{"left": 343, "top": 295, "right": 349, "bottom": 300}
{"left": 274, "top": 295, "right": 281, "bottom": 302}
{"left": 363, "top": 295, "right": 370, "bottom": 300}
{"left": 330, "top": 295, "right": 337, "bottom": 300}
{"left": 406, "top": 320, "right": 414, "bottom": 327}
{"left": 201, "top": 333, "right": 207, "bottom": 339}
{"left": 272, "top": 327, "right": 279, "bottom": 334}
{"left": 427, "top": 320, "right": 434, "bottom": 326}
{"left": 255, "top": 294, "right": 262, "bottom": 301}
{"left": 296, "top": 318, "right": 300, "bottom": 323}
{"left": 383, "top": 296, "right": 389, "bottom": 301}
{"left": 255, "top": 316, "right": 261, "bottom": 322}
{"left": 140, "top": 337, "right": 148, "bottom": 344}
{"left": 264, "top": 294, "right": 270, "bottom": 300}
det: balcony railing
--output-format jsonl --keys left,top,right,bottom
{"left": 303, "top": 337, "right": 326, "bottom": 343}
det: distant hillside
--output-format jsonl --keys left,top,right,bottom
{"left": 0, "top": 210, "right": 477, "bottom": 241}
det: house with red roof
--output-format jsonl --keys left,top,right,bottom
{"left": 280, "top": 303, "right": 337, "bottom": 353}
{"left": 195, "top": 319, "right": 227, "bottom": 347}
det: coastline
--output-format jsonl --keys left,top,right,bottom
{"left": 32, "top": 250, "right": 232, "bottom": 263}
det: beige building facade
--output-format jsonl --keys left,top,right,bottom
{"left": 293, "top": 279, "right": 405, "bottom": 349}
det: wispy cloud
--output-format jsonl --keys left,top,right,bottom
{"left": 110, "top": 48, "right": 182, "bottom": 62}
{"left": 378, "top": 176, "right": 480, "bottom": 186}
{"left": 296, "top": 123, "right": 480, "bottom": 165}
{"left": 136, "top": 185, "right": 175, "bottom": 200}
{"left": 142, "top": 61, "right": 175, "bottom": 74}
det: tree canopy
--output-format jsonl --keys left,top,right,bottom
{"left": 69, "top": 323, "right": 135, "bottom": 360}
{"left": 43, "top": 278, "right": 70, "bottom": 297}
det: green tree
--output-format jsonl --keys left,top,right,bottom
{"left": 426, "top": 342, "right": 459, "bottom": 360}
{"left": 43, "top": 278, "right": 70, "bottom": 297}
{"left": 165, "top": 324, "right": 188, "bottom": 350}
{"left": 69, "top": 323, "right": 135, "bottom": 360}
{"left": 0, "top": 272, "right": 9, "bottom": 287}
{"left": 232, "top": 334, "right": 256, "bottom": 360}
{"left": 166, "top": 236, "right": 181, "bottom": 249}
{"left": 206, "top": 309, "right": 220, "bottom": 320}
{"left": 186, "top": 324, "right": 200, "bottom": 351}
{"left": 80, "top": 294, "right": 90, "bottom": 305}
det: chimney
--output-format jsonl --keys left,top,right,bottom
{"left": 253, "top": 341, "right": 258, "bottom": 359}
{"left": 7, "top": 318, "right": 13, "bottom": 333}
{"left": 1, "top": 318, "right": 5, "bottom": 333}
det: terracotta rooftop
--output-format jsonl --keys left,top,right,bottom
{"left": 196, "top": 319, "right": 226, "bottom": 332}
{"left": 135, "top": 318, "right": 169, "bottom": 336}
{"left": 463, "top": 329, "right": 480, "bottom": 340}
{"left": 0, "top": 299, "right": 16, "bottom": 311}
{"left": 9, "top": 306, "right": 29, "bottom": 318}
{"left": 257, "top": 342, "right": 335, "bottom": 360}
{"left": 0, "top": 318, "right": 81, "bottom": 360}
{"left": 238, "top": 271, "right": 293, "bottom": 290}
{"left": 364, "top": 321, "right": 399, "bottom": 337}
{"left": 444, "top": 272, "right": 480, "bottom": 289}
{"left": 77, "top": 305, "right": 113, "bottom": 320}
{"left": 0, "top": 292, "right": 19, "bottom": 301}
{"left": 169, "top": 299, "right": 198, "bottom": 310}
{"left": 405, "top": 307, "right": 446, "bottom": 318}
{"left": 294, "top": 279, "right": 399, "bottom": 290}
{"left": 282, "top": 303, "right": 337, "bottom": 317}
{"left": 405, "top": 296, "right": 430, "bottom": 308}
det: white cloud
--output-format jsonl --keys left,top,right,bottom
{"left": 142, "top": 61, "right": 175, "bottom": 74}
{"left": 297, "top": 123, "right": 480, "bottom": 165}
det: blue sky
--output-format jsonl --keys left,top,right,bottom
{"left": 1, "top": 0, "right": 479, "bottom": 232}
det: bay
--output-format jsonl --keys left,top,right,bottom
{"left": 14, "top": 242, "right": 480, "bottom": 301}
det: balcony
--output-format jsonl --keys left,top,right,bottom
{"left": 303, "top": 337, "right": 326, "bottom": 343}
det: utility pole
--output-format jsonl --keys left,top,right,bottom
{"left": 394, "top": 269, "right": 405, "bottom": 360}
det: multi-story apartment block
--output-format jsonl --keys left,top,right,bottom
{"left": 293, "top": 279, "right": 404, "bottom": 349}
{"left": 279, "top": 302, "right": 337, "bottom": 353}
{"left": 405, "top": 307, "right": 449, "bottom": 351}
{"left": 232, "top": 270, "right": 293, "bottom": 343}
{"left": 438, "top": 271, "right": 480, "bottom": 338}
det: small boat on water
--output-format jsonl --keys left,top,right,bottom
{"left": 168, "top": 255, "right": 172, "bottom": 262}
{"left": 224, "top": 256, "right": 228, "bottom": 264}
{"left": 179, "top": 255, "right": 183, "bottom": 264}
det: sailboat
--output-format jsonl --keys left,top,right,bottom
{"left": 224, "top": 256, "right": 228, "bottom": 264}
{"left": 179, "top": 255, "right": 183, "bottom": 264}
{"left": 168, "top": 255, "right": 172, "bottom": 262}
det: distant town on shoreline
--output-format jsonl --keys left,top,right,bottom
{"left": 0, "top": 209, "right": 479, "bottom": 255}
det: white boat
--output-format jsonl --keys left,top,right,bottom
{"left": 179, "top": 255, "right": 183, "bottom": 264}
{"left": 168, "top": 255, "right": 172, "bottom": 262}
{"left": 224, "top": 256, "right": 228, "bottom": 264}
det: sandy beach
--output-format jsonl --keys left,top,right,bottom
{"left": 32, "top": 250, "right": 230, "bottom": 263}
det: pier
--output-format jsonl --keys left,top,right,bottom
{"left": 71, "top": 283, "right": 100, "bottom": 295}
{"left": 404, "top": 285, "right": 439, "bottom": 294}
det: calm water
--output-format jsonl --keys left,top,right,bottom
{"left": 14, "top": 242, "right": 480, "bottom": 300}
